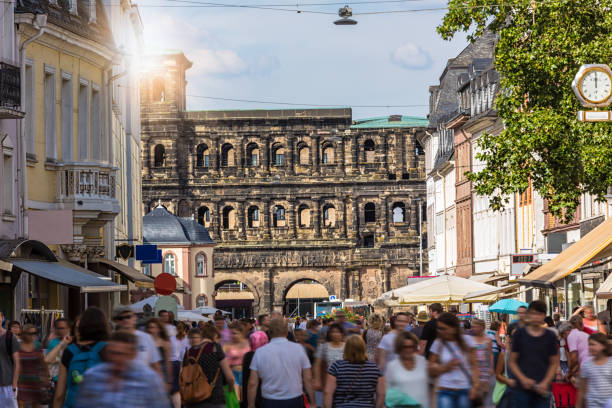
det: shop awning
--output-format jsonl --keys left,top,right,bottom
{"left": 11, "top": 260, "right": 127, "bottom": 293}
{"left": 463, "top": 283, "right": 520, "bottom": 301}
{"left": 520, "top": 216, "right": 612, "bottom": 288}
{"left": 91, "top": 258, "right": 154, "bottom": 288}
{"left": 596, "top": 273, "right": 612, "bottom": 299}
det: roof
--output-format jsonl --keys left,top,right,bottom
{"left": 351, "top": 115, "right": 429, "bottom": 129}
{"left": 520, "top": 216, "right": 612, "bottom": 288}
{"left": 143, "top": 206, "right": 214, "bottom": 245}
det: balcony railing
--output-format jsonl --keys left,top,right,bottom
{"left": 0, "top": 61, "right": 24, "bottom": 119}
{"left": 57, "top": 163, "right": 118, "bottom": 212}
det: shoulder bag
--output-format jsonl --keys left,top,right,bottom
{"left": 442, "top": 340, "right": 483, "bottom": 407}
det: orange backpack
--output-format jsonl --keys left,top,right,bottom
{"left": 179, "top": 343, "right": 220, "bottom": 404}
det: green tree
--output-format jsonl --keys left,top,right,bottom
{"left": 438, "top": 0, "right": 612, "bottom": 220}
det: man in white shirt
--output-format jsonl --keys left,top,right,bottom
{"left": 113, "top": 306, "right": 162, "bottom": 376}
{"left": 376, "top": 312, "right": 410, "bottom": 372}
{"left": 567, "top": 315, "right": 590, "bottom": 379}
{"left": 248, "top": 318, "right": 315, "bottom": 408}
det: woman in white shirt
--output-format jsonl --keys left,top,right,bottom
{"left": 429, "top": 312, "right": 479, "bottom": 408}
{"left": 385, "top": 331, "right": 429, "bottom": 407}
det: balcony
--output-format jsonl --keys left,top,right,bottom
{"left": 56, "top": 162, "right": 120, "bottom": 216}
{"left": 0, "top": 61, "right": 24, "bottom": 119}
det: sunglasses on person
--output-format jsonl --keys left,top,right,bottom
{"left": 25, "top": 331, "right": 37, "bottom": 336}
{"left": 114, "top": 314, "right": 133, "bottom": 321}
{"left": 402, "top": 343, "right": 416, "bottom": 350}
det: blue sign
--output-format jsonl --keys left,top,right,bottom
{"left": 140, "top": 249, "right": 162, "bottom": 264}
{"left": 329, "top": 295, "right": 337, "bottom": 301}
{"left": 136, "top": 245, "right": 158, "bottom": 261}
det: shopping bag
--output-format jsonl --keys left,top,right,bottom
{"left": 224, "top": 385, "right": 239, "bottom": 408}
{"left": 492, "top": 381, "right": 507, "bottom": 405}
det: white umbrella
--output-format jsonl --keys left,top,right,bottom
{"left": 129, "top": 295, "right": 159, "bottom": 312}
{"left": 178, "top": 310, "right": 211, "bottom": 322}
{"left": 194, "top": 306, "right": 230, "bottom": 315}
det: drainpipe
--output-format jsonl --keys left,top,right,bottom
{"left": 19, "top": 13, "right": 47, "bottom": 238}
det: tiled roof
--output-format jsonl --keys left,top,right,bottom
{"left": 351, "top": 115, "right": 429, "bottom": 129}
{"left": 143, "top": 206, "right": 214, "bottom": 245}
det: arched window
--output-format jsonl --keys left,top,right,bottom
{"left": 164, "top": 253, "right": 176, "bottom": 275}
{"left": 392, "top": 202, "right": 406, "bottom": 223}
{"left": 197, "top": 206, "right": 210, "bottom": 227}
{"left": 221, "top": 144, "right": 235, "bottom": 167}
{"left": 272, "top": 145, "right": 284, "bottom": 166}
{"left": 364, "top": 202, "right": 376, "bottom": 223}
{"left": 364, "top": 139, "right": 375, "bottom": 163}
{"left": 196, "top": 144, "right": 209, "bottom": 167}
{"left": 246, "top": 143, "right": 260, "bottom": 167}
{"left": 415, "top": 142, "right": 424, "bottom": 156}
{"left": 273, "top": 205, "right": 286, "bottom": 227}
{"left": 196, "top": 294, "right": 208, "bottom": 307}
{"left": 323, "top": 204, "right": 336, "bottom": 227}
{"left": 248, "top": 206, "right": 260, "bottom": 228}
{"left": 196, "top": 253, "right": 207, "bottom": 277}
{"left": 298, "top": 143, "right": 310, "bottom": 165}
{"left": 154, "top": 144, "right": 165, "bottom": 167}
{"left": 222, "top": 206, "right": 235, "bottom": 229}
{"left": 152, "top": 77, "right": 165, "bottom": 102}
{"left": 322, "top": 144, "right": 334, "bottom": 164}
{"left": 298, "top": 205, "right": 310, "bottom": 228}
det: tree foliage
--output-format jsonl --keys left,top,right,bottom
{"left": 437, "top": 0, "right": 612, "bottom": 221}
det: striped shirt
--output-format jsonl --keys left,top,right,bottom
{"left": 580, "top": 358, "right": 612, "bottom": 408}
{"left": 328, "top": 360, "right": 382, "bottom": 408}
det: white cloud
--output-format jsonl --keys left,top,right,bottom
{"left": 389, "top": 43, "right": 433, "bottom": 70}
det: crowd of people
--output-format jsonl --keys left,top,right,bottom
{"left": 0, "top": 299, "right": 610, "bottom": 408}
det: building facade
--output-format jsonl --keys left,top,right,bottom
{"left": 140, "top": 52, "right": 428, "bottom": 315}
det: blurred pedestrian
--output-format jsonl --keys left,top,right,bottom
{"left": 0, "top": 323, "right": 20, "bottom": 408}
{"left": 573, "top": 306, "right": 605, "bottom": 334}
{"left": 240, "top": 331, "right": 268, "bottom": 408}
{"left": 576, "top": 333, "right": 612, "bottom": 408}
{"left": 411, "top": 311, "right": 428, "bottom": 340}
{"left": 170, "top": 321, "right": 190, "bottom": 407}
{"left": 214, "top": 316, "right": 232, "bottom": 346}
{"left": 182, "top": 325, "right": 234, "bottom": 408}
{"left": 304, "top": 320, "right": 320, "bottom": 352}
{"left": 44, "top": 318, "right": 71, "bottom": 400}
{"left": 17, "top": 324, "right": 48, "bottom": 408}
{"left": 485, "top": 320, "right": 501, "bottom": 366}
{"left": 295, "top": 329, "right": 314, "bottom": 364}
{"left": 333, "top": 310, "right": 360, "bottom": 335}
{"left": 146, "top": 318, "right": 172, "bottom": 389}
{"left": 494, "top": 326, "right": 518, "bottom": 408}
{"left": 323, "top": 335, "right": 384, "bottom": 408}
{"left": 568, "top": 315, "right": 591, "bottom": 380}
{"left": 508, "top": 300, "right": 558, "bottom": 408}
{"left": 248, "top": 318, "right": 314, "bottom": 408}
{"left": 313, "top": 323, "right": 345, "bottom": 391}
{"left": 113, "top": 306, "right": 162, "bottom": 375}
{"left": 558, "top": 322, "right": 571, "bottom": 376}
{"left": 471, "top": 319, "right": 493, "bottom": 407}
{"left": 429, "top": 312, "right": 479, "bottom": 408}
{"left": 53, "top": 307, "right": 109, "bottom": 408}
{"left": 363, "top": 313, "right": 384, "bottom": 362}
{"left": 596, "top": 300, "right": 612, "bottom": 336}
{"left": 385, "top": 331, "right": 428, "bottom": 407}
{"left": 8, "top": 321, "right": 21, "bottom": 340}
{"left": 223, "top": 321, "right": 251, "bottom": 401}
{"left": 74, "top": 331, "right": 170, "bottom": 408}
{"left": 420, "top": 303, "right": 442, "bottom": 358}
{"left": 377, "top": 312, "right": 410, "bottom": 372}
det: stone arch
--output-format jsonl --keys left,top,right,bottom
{"left": 296, "top": 142, "right": 310, "bottom": 165}
{"left": 221, "top": 143, "right": 235, "bottom": 167}
{"left": 273, "top": 272, "right": 337, "bottom": 311}
{"left": 196, "top": 143, "right": 209, "bottom": 167}
{"left": 177, "top": 199, "right": 191, "bottom": 217}
{"left": 246, "top": 142, "right": 260, "bottom": 167}
{"left": 214, "top": 274, "right": 262, "bottom": 315}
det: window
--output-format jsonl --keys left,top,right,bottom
{"left": 392, "top": 202, "right": 406, "bottom": 223}
{"left": 221, "top": 144, "right": 235, "bottom": 167}
{"left": 273, "top": 205, "right": 286, "bottom": 227}
{"left": 196, "top": 144, "right": 209, "bottom": 167}
{"left": 248, "top": 206, "right": 260, "bottom": 228}
{"left": 164, "top": 253, "right": 176, "bottom": 276}
{"left": 3, "top": 153, "right": 13, "bottom": 215}
{"left": 196, "top": 294, "right": 208, "bottom": 308}
{"left": 142, "top": 264, "right": 151, "bottom": 276}
{"left": 272, "top": 145, "right": 284, "bottom": 166}
{"left": 78, "top": 80, "right": 90, "bottom": 161}
{"left": 197, "top": 206, "right": 210, "bottom": 226}
{"left": 298, "top": 144, "right": 310, "bottom": 165}
{"left": 323, "top": 205, "right": 336, "bottom": 227}
{"left": 61, "top": 73, "right": 73, "bottom": 161}
{"left": 322, "top": 145, "right": 334, "bottom": 164}
{"left": 44, "top": 66, "right": 56, "bottom": 160}
{"left": 364, "top": 202, "right": 376, "bottom": 223}
{"left": 364, "top": 139, "right": 375, "bottom": 163}
{"left": 196, "top": 254, "right": 207, "bottom": 277}
{"left": 363, "top": 234, "right": 374, "bottom": 248}
{"left": 298, "top": 205, "right": 310, "bottom": 228}
{"left": 415, "top": 142, "right": 424, "bottom": 156}
{"left": 152, "top": 77, "right": 165, "bottom": 102}
{"left": 222, "top": 206, "right": 235, "bottom": 229}
{"left": 154, "top": 144, "right": 165, "bottom": 167}
{"left": 246, "top": 143, "right": 259, "bottom": 167}
{"left": 91, "top": 86, "right": 101, "bottom": 161}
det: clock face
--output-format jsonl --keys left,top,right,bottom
{"left": 579, "top": 69, "right": 612, "bottom": 103}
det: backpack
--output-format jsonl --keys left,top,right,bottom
{"left": 179, "top": 343, "right": 220, "bottom": 404}
{"left": 64, "top": 342, "right": 106, "bottom": 408}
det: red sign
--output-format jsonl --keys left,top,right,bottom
{"left": 154, "top": 273, "right": 176, "bottom": 296}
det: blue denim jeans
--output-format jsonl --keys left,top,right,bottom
{"left": 511, "top": 388, "right": 550, "bottom": 408}
{"left": 438, "top": 389, "right": 472, "bottom": 408}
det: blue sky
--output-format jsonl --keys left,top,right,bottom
{"left": 138, "top": 0, "right": 468, "bottom": 119}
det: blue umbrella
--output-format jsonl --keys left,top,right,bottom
{"left": 489, "top": 298, "right": 529, "bottom": 314}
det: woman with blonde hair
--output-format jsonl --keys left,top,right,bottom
{"left": 363, "top": 313, "right": 384, "bottom": 361}
{"left": 145, "top": 318, "right": 172, "bottom": 388}
{"left": 323, "top": 335, "right": 385, "bottom": 408}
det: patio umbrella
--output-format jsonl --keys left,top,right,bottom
{"left": 488, "top": 298, "right": 528, "bottom": 314}
{"left": 178, "top": 310, "right": 211, "bottom": 322}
